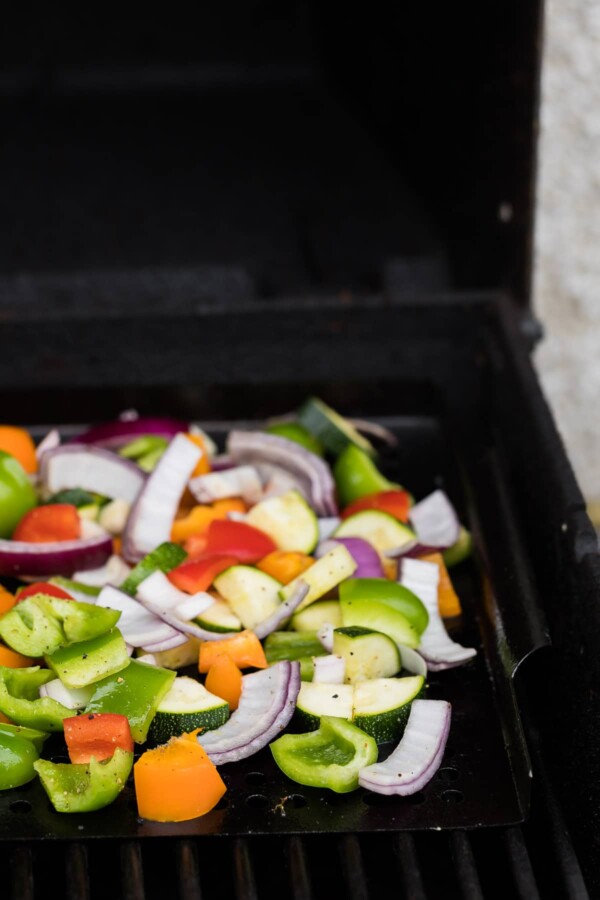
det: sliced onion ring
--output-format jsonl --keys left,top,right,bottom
{"left": 358, "top": 699, "right": 451, "bottom": 795}
{"left": 409, "top": 490, "right": 460, "bottom": 553}
{"left": 312, "top": 654, "right": 345, "bottom": 684}
{"left": 96, "top": 585, "right": 186, "bottom": 649}
{"left": 227, "top": 431, "right": 337, "bottom": 516}
{"left": 0, "top": 533, "right": 113, "bottom": 578}
{"left": 122, "top": 433, "right": 201, "bottom": 563}
{"left": 197, "top": 661, "right": 300, "bottom": 764}
{"left": 72, "top": 417, "right": 189, "bottom": 450}
{"left": 41, "top": 445, "right": 146, "bottom": 504}
{"left": 348, "top": 418, "right": 398, "bottom": 447}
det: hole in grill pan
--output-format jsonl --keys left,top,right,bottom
{"left": 245, "top": 771, "right": 266, "bottom": 786}
{"left": 441, "top": 790, "right": 464, "bottom": 804}
{"left": 245, "top": 794, "right": 268, "bottom": 809}
{"left": 439, "top": 767, "right": 460, "bottom": 782}
{"left": 9, "top": 800, "right": 31, "bottom": 814}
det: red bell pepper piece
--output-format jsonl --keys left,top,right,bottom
{"left": 63, "top": 712, "right": 134, "bottom": 764}
{"left": 202, "top": 519, "right": 277, "bottom": 563}
{"left": 16, "top": 581, "right": 74, "bottom": 602}
{"left": 168, "top": 554, "right": 238, "bottom": 594}
{"left": 341, "top": 490, "right": 411, "bottom": 523}
{"left": 12, "top": 504, "right": 81, "bottom": 543}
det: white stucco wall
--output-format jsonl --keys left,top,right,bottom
{"left": 534, "top": 0, "right": 600, "bottom": 513}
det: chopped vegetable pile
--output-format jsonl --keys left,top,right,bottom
{"left": 0, "top": 400, "right": 475, "bottom": 822}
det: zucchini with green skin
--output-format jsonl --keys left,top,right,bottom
{"left": 245, "top": 490, "right": 319, "bottom": 554}
{"left": 195, "top": 598, "right": 242, "bottom": 634}
{"left": 333, "top": 627, "right": 401, "bottom": 683}
{"left": 147, "top": 677, "right": 229, "bottom": 745}
{"left": 213, "top": 566, "right": 282, "bottom": 630}
{"left": 295, "top": 682, "right": 354, "bottom": 730}
{"left": 352, "top": 676, "right": 425, "bottom": 743}
{"left": 333, "top": 511, "right": 415, "bottom": 557}
{"left": 298, "top": 397, "right": 376, "bottom": 458}
{"left": 291, "top": 599, "right": 342, "bottom": 632}
{"left": 340, "top": 597, "right": 420, "bottom": 649}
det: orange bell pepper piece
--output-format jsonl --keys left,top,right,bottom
{"left": 199, "top": 630, "right": 267, "bottom": 673}
{"left": 257, "top": 551, "right": 314, "bottom": 585}
{"left": 185, "top": 434, "right": 212, "bottom": 477}
{"left": 134, "top": 731, "right": 226, "bottom": 822}
{"left": 205, "top": 654, "right": 243, "bottom": 710}
{"left": 419, "top": 552, "right": 462, "bottom": 617}
{"left": 171, "top": 499, "right": 247, "bottom": 545}
{"left": 0, "top": 711, "right": 13, "bottom": 724}
{"left": 0, "top": 426, "right": 38, "bottom": 475}
{"left": 0, "top": 586, "right": 16, "bottom": 615}
{"left": 0, "top": 644, "right": 34, "bottom": 668}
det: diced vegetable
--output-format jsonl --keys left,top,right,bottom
{"left": 202, "top": 519, "right": 277, "bottom": 563}
{"left": 39, "top": 679, "right": 93, "bottom": 710}
{"left": 339, "top": 597, "right": 419, "bottom": 649}
{"left": 45, "top": 629, "right": 130, "bottom": 689}
{"left": 333, "top": 510, "right": 415, "bottom": 558}
{"left": 339, "top": 578, "right": 429, "bottom": 634}
{"left": 213, "top": 565, "right": 282, "bottom": 630}
{"left": 17, "top": 581, "right": 74, "bottom": 602}
{"left": 195, "top": 599, "right": 242, "bottom": 634}
{"left": 0, "top": 426, "right": 38, "bottom": 474}
{"left": 120, "top": 542, "right": 187, "bottom": 596}
{"left": 266, "top": 421, "right": 324, "bottom": 456}
{"left": 35, "top": 747, "right": 133, "bottom": 812}
{"left": 0, "top": 450, "right": 37, "bottom": 538}
{"left": 342, "top": 490, "right": 411, "bottom": 523}
{"left": 13, "top": 504, "right": 80, "bottom": 543}
{"left": 0, "top": 531, "right": 114, "bottom": 579}
{"left": 291, "top": 599, "right": 343, "bottom": 632}
{"left": 297, "top": 397, "right": 375, "bottom": 458}
{"left": 168, "top": 555, "right": 238, "bottom": 594}
{"left": 333, "top": 445, "right": 396, "bottom": 506}
{"left": 245, "top": 490, "right": 319, "bottom": 554}
{"left": 280, "top": 544, "right": 357, "bottom": 612}
{"left": 270, "top": 716, "right": 377, "bottom": 793}
{"left": 204, "top": 655, "right": 243, "bottom": 711}
{"left": 0, "top": 722, "right": 48, "bottom": 753}
{"left": 295, "top": 682, "right": 353, "bottom": 730}
{"left": 417, "top": 552, "right": 462, "bottom": 617}
{"left": 134, "top": 732, "right": 226, "bottom": 822}
{"left": 442, "top": 526, "right": 473, "bottom": 568}
{"left": 0, "top": 666, "right": 70, "bottom": 732}
{"left": 352, "top": 676, "right": 425, "bottom": 742}
{"left": 189, "top": 466, "right": 262, "bottom": 505}
{"left": 63, "top": 712, "right": 134, "bottom": 763}
{"left": 264, "top": 631, "right": 326, "bottom": 664}
{"left": 41, "top": 445, "right": 146, "bottom": 504}
{"left": 0, "top": 644, "right": 34, "bottom": 668}
{"left": 333, "top": 627, "right": 401, "bottom": 683}
{"left": 198, "top": 630, "right": 267, "bottom": 673}
{"left": 0, "top": 730, "right": 39, "bottom": 789}
{"left": 257, "top": 550, "right": 314, "bottom": 585}
{"left": 317, "top": 537, "right": 385, "bottom": 579}
{"left": 312, "top": 655, "right": 345, "bottom": 685}
{"left": 148, "top": 677, "right": 230, "bottom": 743}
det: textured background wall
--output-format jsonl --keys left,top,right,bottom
{"left": 534, "top": 0, "right": 600, "bottom": 513}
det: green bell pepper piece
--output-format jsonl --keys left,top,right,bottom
{"left": 266, "top": 422, "right": 324, "bottom": 457}
{"left": 85, "top": 659, "right": 176, "bottom": 743}
{"left": 119, "top": 435, "right": 168, "bottom": 460}
{"left": 271, "top": 716, "right": 378, "bottom": 793}
{"left": 34, "top": 746, "right": 133, "bottom": 813}
{"left": 0, "top": 731, "right": 39, "bottom": 789}
{"left": 46, "top": 629, "right": 130, "bottom": 689}
{"left": 264, "top": 631, "right": 327, "bottom": 664}
{"left": 120, "top": 542, "right": 187, "bottom": 596}
{"left": 443, "top": 526, "right": 473, "bottom": 567}
{"left": 50, "top": 577, "right": 101, "bottom": 601}
{"left": 44, "top": 488, "right": 98, "bottom": 508}
{"left": 0, "top": 666, "right": 70, "bottom": 731}
{"left": 299, "top": 657, "right": 315, "bottom": 681}
{"left": 0, "top": 450, "right": 37, "bottom": 539}
{"left": 339, "top": 578, "right": 429, "bottom": 635}
{"left": 0, "top": 595, "right": 120, "bottom": 657}
{"left": 334, "top": 445, "right": 399, "bottom": 507}
{"left": 0, "top": 722, "right": 49, "bottom": 752}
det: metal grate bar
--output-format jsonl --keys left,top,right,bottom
{"left": 338, "top": 835, "right": 369, "bottom": 900}
{"left": 450, "top": 832, "right": 484, "bottom": 900}
{"left": 394, "top": 833, "right": 427, "bottom": 900}
{"left": 287, "top": 836, "right": 313, "bottom": 900}
{"left": 233, "top": 838, "right": 258, "bottom": 900}
{"left": 10, "top": 845, "right": 34, "bottom": 900}
{"left": 176, "top": 840, "right": 202, "bottom": 900}
{"left": 65, "top": 843, "right": 90, "bottom": 900}
{"left": 121, "top": 841, "right": 146, "bottom": 900}
{"left": 502, "top": 828, "right": 541, "bottom": 899}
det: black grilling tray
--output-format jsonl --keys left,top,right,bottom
{"left": 1, "top": 5, "right": 599, "bottom": 898}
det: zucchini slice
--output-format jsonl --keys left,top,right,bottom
{"left": 213, "top": 565, "right": 282, "bottom": 630}
{"left": 333, "top": 626, "right": 401, "bottom": 683}
{"left": 298, "top": 397, "right": 375, "bottom": 458}
{"left": 147, "top": 676, "right": 229, "bottom": 745}
{"left": 333, "top": 511, "right": 415, "bottom": 557}
{"left": 295, "top": 682, "right": 354, "bottom": 730}
{"left": 245, "top": 490, "right": 319, "bottom": 554}
{"left": 291, "top": 599, "right": 342, "bottom": 632}
{"left": 280, "top": 544, "right": 356, "bottom": 612}
{"left": 352, "top": 676, "right": 425, "bottom": 743}
{"left": 195, "top": 598, "right": 243, "bottom": 634}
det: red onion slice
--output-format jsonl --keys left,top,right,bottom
{"left": 317, "top": 623, "right": 334, "bottom": 652}
{"left": 348, "top": 418, "right": 399, "bottom": 447}
{"left": 227, "top": 431, "right": 337, "bottom": 516}
{"left": 312, "top": 654, "right": 345, "bottom": 684}
{"left": 41, "top": 445, "right": 146, "bottom": 504}
{"left": 72, "top": 417, "right": 189, "bottom": 450}
{"left": 189, "top": 466, "right": 263, "bottom": 506}
{"left": 39, "top": 679, "right": 93, "bottom": 710}
{"left": 400, "top": 558, "right": 476, "bottom": 670}
{"left": 0, "top": 533, "right": 113, "bottom": 578}
{"left": 317, "top": 518, "right": 341, "bottom": 542}
{"left": 317, "top": 537, "right": 385, "bottom": 579}
{"left": 140, "top": 633, "right": 189, "bottom": 653}
{"left": 358, "top": 699, "right": 451, "bottom": 795}
{"left": 36, "top": 429, "right": 61, "bottom": 461}
{"left": 122, "top": 434, "right": 201, "bottom": 563}
{"left": 409, "top": 490, "right": 460, "bottom": 552}
{"left": 252, "top": 580, "right": 308, "bottom": 640}
{"left": 197, "top": 661, "right": 300, "bottom": 764}
{"left": 73, "top": 555, "right": 131, "bottom": 588}
{"left": 96, "top": 585, "right": 186, "bottom": 649}
{"left": 136, "top": 570, "right": 192, "bottom": 613}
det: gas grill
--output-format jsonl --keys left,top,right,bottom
{"left": 1, "top": 4, "right": 599, "bottom": 898}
